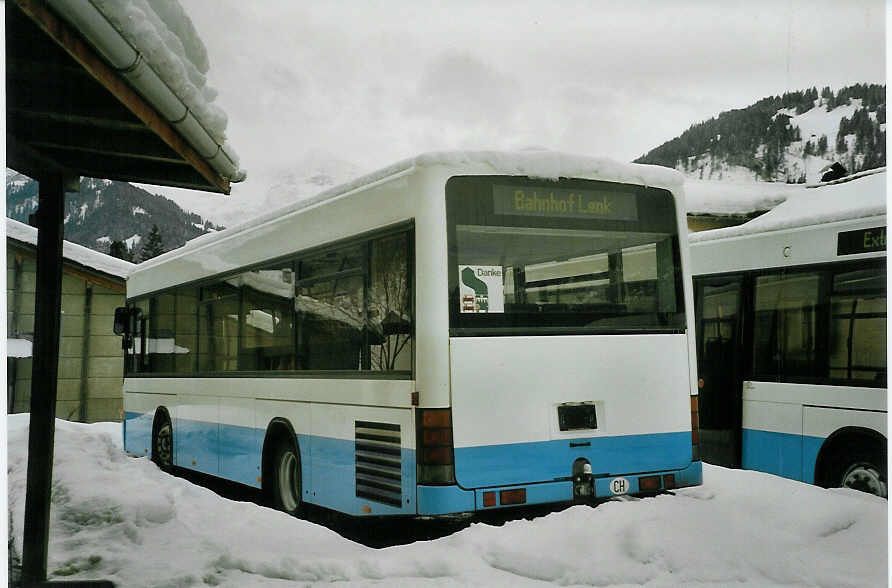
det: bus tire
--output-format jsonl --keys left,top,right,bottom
{"left": 270, "top": 440, "right": 302, "bottom": 515}
{"left": 826, "top": 447, "right": 887, "bottom": 498}
{"left": 151, "top": 409, "right": 173, "bottom": 470}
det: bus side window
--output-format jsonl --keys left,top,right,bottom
{"left": 829, "top": 267, "right": 887, "bottom": 384}
{"left": 296, "top": 245, "right": 365, "bottom": 371}
{"left": 198, "top": 283, "right": 240, "bottom": 372}
{"left": 368, "top": 232, "right": 412, "bottom": 372}
{"left": 752, "top": 271, "right": 824, "bottom": 380}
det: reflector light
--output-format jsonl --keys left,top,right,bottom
{"left": 639, "top": 475, "right": 661, "bottom": 491}
{"left": 483, "top": 491, "right": 496, "bottom": 507}
{"left": 417, "top": 408, "right": 456, "bottom": 483}
{"left": 499, "top": 488, "right": 527, "bottom": 505}
{"left": 663, "top": 474, "right": 676, "bottom": 489}
{"left": 690, "top": 395, "right": 700, "bottom": 454}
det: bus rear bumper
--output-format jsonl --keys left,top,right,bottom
{"left": 594, "top": 460, "right": 702, "bottom": 496}
{"left": 417, "top": 461, "right": 702, "bottom": 515}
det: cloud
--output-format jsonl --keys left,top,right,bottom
{"left": 404, "top": 52, "right": 521, "bottom": 125}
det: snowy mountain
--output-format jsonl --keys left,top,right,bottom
{"left": 636, "top": 83, "right": 885, "bottom": 184}
{"left": 5, "top": 172, "right": 224, "bottom": 260}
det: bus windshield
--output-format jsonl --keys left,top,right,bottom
{"left": 446, "top": 175, "right": 685, "bottom": 335}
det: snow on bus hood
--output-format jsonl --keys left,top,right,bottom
{"left": 7, "top": 413, "right": 886, "bottom": 587}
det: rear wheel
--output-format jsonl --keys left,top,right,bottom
{"left": 825, "top": 447, "right": 887, "bottom": 498}
{"left": 270, "top": 442, "right": 301, "bottom": 515}
{"left": 151, "top": 410, "right": 173, "bottom": 469}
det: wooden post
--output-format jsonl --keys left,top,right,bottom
{"left": 20, "top": 173, "right": 67, "bottom": 585}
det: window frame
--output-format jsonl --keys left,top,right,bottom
{"left": 124, "top": 222, "right": 414, "bottom": 379}
{"left": 445, "top": 175, "right": 687, "bottom": 337}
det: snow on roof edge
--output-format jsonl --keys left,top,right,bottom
{"left": 6, "top": 218, "right": 135, "bottom": 279}
{"left": 689, "top": 170, "right": 887, "bottom": 244}
{"left": 136, "top": 150, "right": 683, "bottom": 272}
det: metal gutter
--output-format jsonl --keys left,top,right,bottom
{"left": 46, "top": 0, "right": 246, "bottom": 183}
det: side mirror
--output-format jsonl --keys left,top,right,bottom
{"left": 113, "top": 307, "right": 128, "bottom": 335}
{"left": 113, "top": 307, "right": 140, "bottom": 336}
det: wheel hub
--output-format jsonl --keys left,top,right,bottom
{"left": 277, "top": 451, "right": 299, "bottom": 512}
{"left": 156, "top": 423, "right": 172, "bottom": 465}
{"left": 842, "top": 464, "right": 887, "bottom": 498}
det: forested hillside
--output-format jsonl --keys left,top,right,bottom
{"left": 635, "top": 83, "right": 885, "bottom": 183}
{"left": 6, "top": 174, "right": 223, "bottom": 261}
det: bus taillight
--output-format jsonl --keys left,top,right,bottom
{"left": 691, "top": 395, "right": 700, "bottom": 461}
{"left": 417, "top": 408, "right": 456, "bottom": 484}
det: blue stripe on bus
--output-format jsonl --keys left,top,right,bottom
{"left": 123, "top": 411, "right": 700, "bottom": 515}
{"left": 416, "top": 484, "right": 475, "bottom": 514}
{"left": 453, "top": 431, "right": 694, "bottom": 488}
{"left": 741, "top": 428, "right": 826, "bottom": 483}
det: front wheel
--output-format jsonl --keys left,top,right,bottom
{"left": 151, "top": 411, "right": 173, "bottom": 469}
{"left": 824, "top": 446, "right": 887, "bottom": 498}
{"left": 271, "top": 442, "right": 301, "bottom": 515}
{"left": 841, "top": 461, "right": 887, "bottom": 498}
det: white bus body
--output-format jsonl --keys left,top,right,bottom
{"left": 121, "top": 151, "right": 701, "bottom": 516}
{"left": 690, "top": 169, "right": 886, "bottom": 496}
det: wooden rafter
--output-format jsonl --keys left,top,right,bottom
{"left": 12, "top": 0, "right": 231, "bottom": 194}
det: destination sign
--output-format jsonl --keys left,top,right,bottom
{"left": 492, "top": 185, "right": 638, "bottom": 221}
{"left": 837, "top": 226, "right": 886, "bottom": 256}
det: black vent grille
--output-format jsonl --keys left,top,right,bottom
{"left": 355, "top": 421, "right": 402, "bottom": 507}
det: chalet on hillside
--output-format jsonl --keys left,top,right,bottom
{"left": 6, "top": 218, "right": 134, "bottom": 422}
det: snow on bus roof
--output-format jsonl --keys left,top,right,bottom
{"left": 689, "top": 168, "right": 886, "bottom": 243}
{"left": 684, "top": 179, "right": 802, "bottom": 216}
{"left": 6, "top": 217, "right": 135, "bottom": 279}
{"left": 139, "top": 150, "right": 683, "bottom": 270}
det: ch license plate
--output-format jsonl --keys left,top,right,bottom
{"left": 610, "top": 477, "right": 630, "bottom": 495}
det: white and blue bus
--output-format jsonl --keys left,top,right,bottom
{"left": 116, "top": 151, "right": 702, "bottom": 517}
{"left": 690, "top": 169, "right": 886, "bottom": 497}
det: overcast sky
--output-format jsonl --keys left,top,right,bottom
{"left": 155, "top": 0, "right": 885, "bottom": 223}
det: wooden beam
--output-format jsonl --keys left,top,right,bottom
{"left": 5, "top": 133, "right": 76, "bottom": 180}
{"left": 9, "top": 107, "right": 148, "bottom": 132}
{"left": 21, "top": 173, "right": 67, "bottom": 585}
{"left": 9, "top": 117, "right": 182, "bottom": 163}
{"left": 33, "top": 148, "right": 218, "bottom": 191}
{"left": 13, "top": 0, "right": 231, "bottom": 194}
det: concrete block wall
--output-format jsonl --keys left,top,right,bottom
{"left": 7, "top": 247, "right": 126, "bottom": 423}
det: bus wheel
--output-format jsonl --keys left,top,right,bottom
{"left": 271, "top": 442, "right": 301, "bottom": 515}
{"left": 840, "top": 460, "right": 887, "bottom": 498}
{"left": 151, "top": 410, "right": 173, "bottom": 469}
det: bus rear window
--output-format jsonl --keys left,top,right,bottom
{"left": 446, "top": 176, "right": 685, "bottom": 335}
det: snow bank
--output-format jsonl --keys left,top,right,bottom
{"left": 7, "top": 414, "right": 887, "bottom": 587}
{"left": 6, "top": 218, "right": 135, "bottom": 278}
{"left": 690, "top": 169, "right": 886, "bottom": 243}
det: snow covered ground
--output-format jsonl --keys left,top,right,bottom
{"left": 7, "top": 414, "right": 887, "bottom": 587}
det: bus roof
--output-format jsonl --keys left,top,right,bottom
{"left": 133, "top": 150, "right": 683, "bottom": 274}
{"left": 689, "top": 167, "right": 886, "bottom": 244}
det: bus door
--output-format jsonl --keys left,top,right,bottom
{"left": 695, "top": 276, "right": 744, "bottom": 467}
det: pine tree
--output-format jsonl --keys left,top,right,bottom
{"left": 108, "top": 240, "right": 133, "bottom": 262}
{"left": 140, "top": 224, "right": 165, "bottom": 261}
{"left": 817, "top": 135, "right": 828, "bottom": 155}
